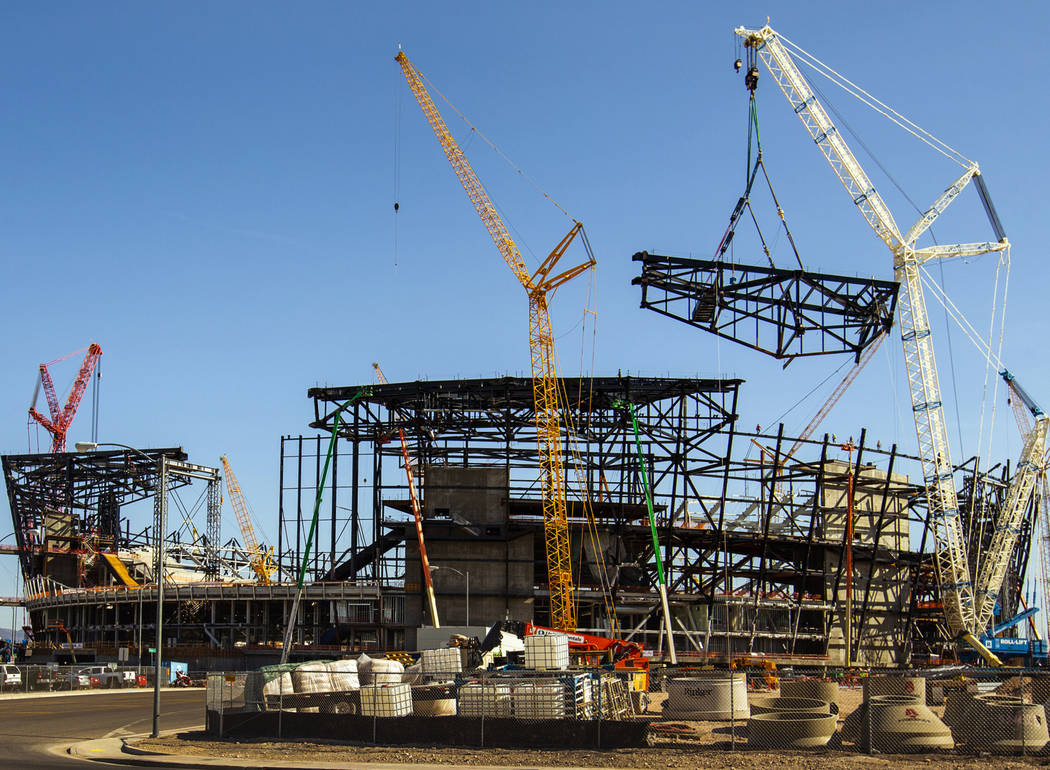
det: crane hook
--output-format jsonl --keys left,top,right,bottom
{"left": 745, "top": 65, "right": 759, "bottom": 92}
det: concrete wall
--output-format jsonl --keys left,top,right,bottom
{"left": 822, "top": 461, "right": 912, "bottom": 666}
{"left": 423, "top": 466, "right": 508, "bottom": 527}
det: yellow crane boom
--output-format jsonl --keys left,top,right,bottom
{"left": 397, "top": 51, "right": 594, "bottom": 631}
{"left": 220, "top": 455, "right": 275, "bottom": 584}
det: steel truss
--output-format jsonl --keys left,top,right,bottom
{"left": 300, "top": 377, "right": 738, "bottom": 593}
{"left": 632, "top": 251, "right": 898, "bottom": 362}
{"left": 2, "top": 448, "right": 225, "bottom": 584}
{"left": 302, "top": 375, "right": 974, "bottom": 659}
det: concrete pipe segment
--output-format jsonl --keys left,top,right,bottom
{"left": 749, "top": 696, "right": 834, "bottom": 715}
{"left": 843, "top": 695, "right": 953, "bottom": 752}
{"left": 863, "top": 675, "right": 926, "bottom": 704}
{"left": 965, "top": 698, "right": 1049, "bottom": 753}
{"left": 867, "top": 695, "right": 953, "bottom": 752}
{"left": 779, "top": 679, "right": 839, "bottom": 706}
{"left": 747, "top": 710, "right": 838, "bottom": 749}
{"left": 942, "top": 690, "right": 974, "bottom": 730}
{"left": 842, "top": 693, "right": 921, "bottom": 743}
{"left": 663, "top": 674, "right": 749, "bottom": 721}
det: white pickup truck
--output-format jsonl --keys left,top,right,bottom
{"left": 76, "top": 665, "right": 137, "bottom": 688}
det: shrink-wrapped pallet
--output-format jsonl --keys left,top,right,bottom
{"left": 370, "top": 658, "right": 405, "bottom": 686}
{"left": 292, "top": 662, "right": 334, "bottom": 712}
{"left": 326, "top": 659, "right": 360, "bottom": 691}
{"left": 261, "top": 668, "right": 294, "bottom": 699}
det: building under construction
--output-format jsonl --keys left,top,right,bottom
{"left": 4, "top": 372, "right": 1029, "bottom": 668}
{"left": 3, "top": 23, "right": 1042, "bottom": 672}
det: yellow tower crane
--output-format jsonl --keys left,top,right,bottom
{"left": 220, "top": 455, "right": 275, "bottom": 584}
{"left": 397, "top": 51, "right": 595, "bottom": 631}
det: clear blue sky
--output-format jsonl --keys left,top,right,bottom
{"left": 2, "top": 2, "right": 1047, "bottom": 604}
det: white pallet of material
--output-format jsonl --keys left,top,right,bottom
{"left": 523, "top": 633, "right": 569, "bottom": 671}
{"left": 457, "top": 681, "right": 512, "bottom": 718}
{"left": 511, "top": 680, "right": 569, "bottom": 719}
{"left": 360, "top": 683, "right": 412, "bottom": 717}
{"left": 326, "top": 659, "right": 360, "bottom": 691}
{"left": 421, "top": 647, "right": 462, "bottom": 675}
{"left": 291, "top": 664, "right": 334, "bottom": 694}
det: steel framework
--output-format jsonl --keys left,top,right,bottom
{"left": 2, "top": 448, "right": 223, "bottom": 583}
{"left": 633, "top": 252, "right": 898, "bottom": 362}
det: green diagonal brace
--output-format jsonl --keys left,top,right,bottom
{"left": 612, "top": 398, "right": 665, "bottom": 587}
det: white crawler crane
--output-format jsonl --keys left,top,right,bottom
{"left": 736, "top": 24, "right": 1044, "bottom": 663}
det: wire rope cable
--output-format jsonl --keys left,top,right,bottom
{"left": 777, "top": 31, "right": 973, "bottom": 168}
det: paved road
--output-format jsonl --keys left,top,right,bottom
{"left": 0, "top": 689, "right": 205, "bottom": 768}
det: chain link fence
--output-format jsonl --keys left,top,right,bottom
{"left": 0, "top": 663, "right": 154, "bottom": 693}
{"left": 205, "top": 662, "right": 1050, "bottom": 756}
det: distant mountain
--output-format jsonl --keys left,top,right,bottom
{"left": 0, "top": 628, "right": 25, "bottom": 643}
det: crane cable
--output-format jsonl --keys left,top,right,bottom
{"left": 393, "top": 64, "right": 402, "bottom": 267}
{"left": 803, "top": 51, "right": 1015, "bottom": 544}
{"left": 777, "top": 31, "right": 972, "bottom": 168}
{"left": 412, "top": 64, "right": 575, "bottom": 223}
{"left": 716, "top": 59, "right": 804, "bottom": 272}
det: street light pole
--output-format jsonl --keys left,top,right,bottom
{"left": 429, "top": 565, "right": 469, "bottom": 627}
{"left": 151, "top": 456, "right": 167, "bottom": 738}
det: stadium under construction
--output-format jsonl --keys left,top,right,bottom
{"left": 3, "top": 24, "right": 1045, "bottom": 676}
{"left": 3, "top": 372, "right": 1035, "bottom": 669}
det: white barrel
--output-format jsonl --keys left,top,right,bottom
{"left": 663, "top": 674, "right": 749, "bottom": 721}
{"left": 863, "top": 675, "right": 926, "bottom": 704}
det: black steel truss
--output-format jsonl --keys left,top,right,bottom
{"left": 3, "top": 447, "right": 188, "bottom": 577}
{"left": 632, "top": 251, "right": 899, "bottom": 362}
{"left": 297, "top": 377, "right": 740, "bottom": 586}
{"left": 302, "top": 375, "right": 955, "bottom": 657}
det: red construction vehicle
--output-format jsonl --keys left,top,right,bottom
{"left": 479, "top": 620, "right": 649, "bottom": 690}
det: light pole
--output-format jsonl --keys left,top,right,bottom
{"left": 429, "top": 565, "right": 469, "bottom": 627}
{"left": 0, "top": 534, "right": 17, "bottom": 654}
{"left": 76, "top": 441, "right": 167, "bottom": 738}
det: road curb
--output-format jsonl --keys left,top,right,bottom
{"left": 0, "top": 686, "right": 161, "bottom": 701}
{"left": 67, "top": 734, "right": 621, "bottom": 770}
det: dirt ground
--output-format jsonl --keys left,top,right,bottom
{"left": 134, "top": 733, "right": 1046, "bottom": 769}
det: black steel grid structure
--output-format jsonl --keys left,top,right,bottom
{"left": 632, "top": 251, "right": 899, "bottom": 362}
{"left": 297, "top": 377, "right": 740, "bottom": 591}
{"left": 298, "top": 375, "right": 955, "bottom": 659}
{"left": 3, "top": 447, "right": 189, "bottom": 578}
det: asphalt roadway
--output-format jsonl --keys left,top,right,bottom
{"left": 0, "top": 689, "right": 205, "bottom": 769}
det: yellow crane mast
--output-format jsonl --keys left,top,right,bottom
{"left": 397, "top": 51, "right": 595, "bottom": 631}
{"left": 220, "top": 455, "right": 275, "bottom": 584}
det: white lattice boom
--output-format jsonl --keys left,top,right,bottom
{"left": 736, "top": 25, "right": 1023, "bottom": 641}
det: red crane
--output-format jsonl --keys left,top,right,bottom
{"left": 28, "top": 343, "right": 103, "bottom": 453}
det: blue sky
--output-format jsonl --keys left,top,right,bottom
{"left": 2, "top": 2, "right": 1047, "bottom": 604}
